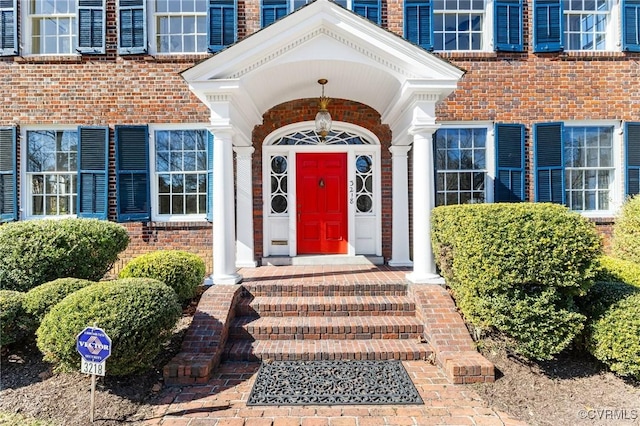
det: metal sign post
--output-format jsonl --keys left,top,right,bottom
{"left": 76, "top": 326, "right": 112, "bottom": 423}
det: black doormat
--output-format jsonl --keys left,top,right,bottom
{"left": 246, "top": 360, "right": 423, "bottom": 406}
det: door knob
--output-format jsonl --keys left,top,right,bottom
{"left": 319, "top": 178, "right": 325, "bottom": 188}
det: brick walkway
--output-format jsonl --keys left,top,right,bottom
{"left": 144, "top": 361, "right": 527, "bottom": 425}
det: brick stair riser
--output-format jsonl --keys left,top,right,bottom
{"left": 224, "top": 344, "right": 432, "bottom": 362}
{"left": 236, "top": 304, "right": 417, "bottom": 317}
{"left": 241, "top": 283, "right": 408, "bottom": 297}
{"left": 229, "top": 325, "right": 423, "bottom": 341}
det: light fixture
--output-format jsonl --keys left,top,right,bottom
{"left": 314, "top": 78, "right": 332, "bottom": 141}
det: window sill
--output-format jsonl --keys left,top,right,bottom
{"left": 14, "top": 55, "right": 82, "bottom": 64}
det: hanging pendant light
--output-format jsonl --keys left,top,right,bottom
{"left": 314, "top": 79, "right": 332, "bottom": 142}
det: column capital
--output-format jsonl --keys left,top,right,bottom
{"left": 408, "top": 124, "right": 440, "bottom": 137}
{"left": 389, "top": 145, "right": 411, "bottom": 156}
{"left": 207, "top": 125, "right": 234, "bottom": 138}
{"left": 234, "top": 146, "right": 255, "bottom": 157}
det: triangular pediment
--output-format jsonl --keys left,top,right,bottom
{"left": 183, "top": 0, "right": 463, "bottom": 136}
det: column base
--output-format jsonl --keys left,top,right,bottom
{"left": 388, "top": 259, "right": 413, "bottom": 267}
{"left": 236, "top": 260, "right": 258, "bottom": 268}
{"left": 406, "top": 272, "right": 446, "bottom": 285}
{"left": 207, "top": 273, "right": 243, "bottom": 285}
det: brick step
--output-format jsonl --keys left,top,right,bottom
{"left": 236, "top": 295, "right": 416, "bottom": 317}
{"left": 229, "top": 316, "right": 424, "bottom": 341}
{"left": 241, "top": 282, "right": 408, "bottom": 298}
{"left": 223, "top": 339, "right": 433, "bottom": 362}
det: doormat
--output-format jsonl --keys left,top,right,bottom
{"left": 246, "top": 360, "right": 423, "bottom": 406}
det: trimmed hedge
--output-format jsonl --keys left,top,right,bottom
{"left": 24, "top": 278, "right": 96, "bottom": 322}
{"left": 0, "top": 290, "right": 35, "bottom": 347}
{"left": 596, "top": 256, "right": 640, "bottom": 288}
{"left": 36, "top": 278, "right": 181, "bottom": 376}
{"left": 118, "top": 250, "right": 205, "bottom": 301}
{"left": 581, "top": 282, "right": 640, "bottom": 379}
{"left": 0, "top": 219, "right": 129, "bottom": 292}
{"left": 612, "top": 195, "right": 640, "bottom": 264}
{"left": 432, "top": 203, "right": 602, "bottom": 360}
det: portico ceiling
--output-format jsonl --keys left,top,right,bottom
{"left": 181, "top": 0, "right": 464, "bottom": 143}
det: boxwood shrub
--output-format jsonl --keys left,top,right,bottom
{"left": 580, "top": 282, "right": 640, "bottom": 379}
{"left": 0, "top": 219, "right": 129, "bottom": 292}
{"left": 596, "top": 255, "right": 640, "bottom": 288}
{"left": 118, "top": 250, "right": 205, "bottom": 301}
{"left": 612, "top": 195, "right": 640, "bottom": 264}
{"left": 36, "top": 278, "right": 181, "bottom": 376}
{"left": 432, "top": 203, "right": 602, "bottom": 360}
{"left": 24, "top": 278, "right": 96, "bottom": 322}
{"left": 0, "top": 290, "right": 36, "bottom": 347}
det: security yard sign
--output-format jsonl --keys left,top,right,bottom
{"left": 76, "top": 326, "right": 112, "bottom": 423}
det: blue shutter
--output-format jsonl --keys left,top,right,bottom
{"left": 77, "top": 127, "right": 109, "bottom": 219}
{"left": 262, "top": 0, "right": 288, "bottom": 27}
{"left": 353, "top": 0, "right": 381, "bottom": 24}
{"left": 626, "top": 122, "right": 640, "bottom": 196}
{"left": 0, "top": 0, "right": 17, "bottom": 56}
{"left": 209, "top": 0, "right": 236, "bottom": 52}
{"left": 78, "top": 0, "right": 106, "bottom": 54}
{"left": 623, "top": 0, "right": 640, "bottom": 52}
{"left": 115, "top": 126, "right": 150, "bottom": 222}
{"left": 405, "top": 1, "right": 433, "bottom": 50}
{"left": 0, "top": 127, "right": 17, "bottom": 222}
{"left": 118, "top": 0, "right": 147, "bottom": 54}
{"left": 495, "top": 0, "right": 523, "bottom": 51}
{"left": 206, "top": 132, "right": 214, "bottom": 222}
{"left": 534, "top": 0, "right": 563, "bottom": 52}
{"left": 495, "top": 124, "right": 525, "bottom": 202}
{"left": 534, "top": 123, "right": 565, "bottom": 203}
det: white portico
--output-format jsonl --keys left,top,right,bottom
{"left": 181, "top": 0, "right": 464, "bottom": 284}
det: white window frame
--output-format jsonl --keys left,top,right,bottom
{"left": 434, "top": 122, "right": 495, "bottom": 205}
{"left": 563, "top": 0, "right": 620, "bottom": 51}
{"left": 432, "top": 0, "right": 495, "bottom": 52}
{"left": 21, "top": 125, "right": 79, "bottom": 220}
{"left": 148, "top": 123, "right": 210, "bottom": 222}
{"left": 564, "top": 120, "right": 622, "bottom": 217}
{"left": 148, "top": 0, "right": 208, "bottom": 54}
{"left": 23, "top": 0, "right": 78, "bottom": 56}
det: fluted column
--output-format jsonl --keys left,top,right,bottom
{"left": 406, "top": 127, "right": 444, "bottom": 284}
{"left": 210, "top": 128, "right": 242, "bottom": 284}
{"left": 234, "top": 146, "right": 257, "bottom": 267}
{"left": 388, "top": 145, "right": 412, "bottom": 266}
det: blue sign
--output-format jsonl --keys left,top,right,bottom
{"left": 76, "top": 327, "right": 112, "bottom": 363}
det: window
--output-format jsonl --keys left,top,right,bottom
{"left": 534, "top": 0, "right": 637, "bottom": 52}
{"left": 25, "top": 0, "right": 106, "bottom": 55}
{"left": 564, "top": 0, "right": 610, "bottom": 51}
{"left": 564, "top": 126, "right": 614, "bottom": 210}
{"left": 434, "top": 0, "right": 486, "bottom": 50}
{"left": 154, "top": 129, "right": 208, "bottom": 219}
{"left": 26, "top": 129, "right": 78, "bottom": 217}
{"left": 405, "top": 0, "right": 523, "bottom": 51}
{"left": 534, "top": 122, "right": 630, "bottom": 214}
{"left": 152, "top": 0, "right": 208, "bottom": 53}
{"left": 435, "top": 127, "right": 488, "bottom": 205}
{"left": 333, "top": 0, "right": 381, "bottom": 24}
{"left": 0, "top": 0, "right": 18, "bottom": 56}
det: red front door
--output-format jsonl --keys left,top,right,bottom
{"left": 296, "top": 153, "right": 348, "bottom": 254}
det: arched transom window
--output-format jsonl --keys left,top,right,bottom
{"left": 272, "top": 130, "right": 373, "bottom": 145}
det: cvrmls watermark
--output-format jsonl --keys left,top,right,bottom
{"left": 578, "top": 409, "right": 639, "bottom": 421}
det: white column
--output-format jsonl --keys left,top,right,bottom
{"left": 406, "top": 128, "right": 444, "bottom": 284}
{"left": 234, "top": 146, "right": 257, "bottom": 267}
{"left": 388, "top": 145, "right": 412, "bottom": 267}
{"left": 211, "top": 128, "right": 242, "bottom": 284}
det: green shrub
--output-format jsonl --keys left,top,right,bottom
{"left": 118, "top": 250, "right": 205, "bottom": 301}
{"left": 0, "top": 290, "right": 36, "bottom": 347}
{"left": 24, "top": 278, "right": 96, "bottom": 322}
{"left": 0, "top": 219, "right": 130, "bottom": 292}
{"left": 596, "top": 255, "right": 640, "bottom": 288}
{"left": 36, "top": 278, "right": 181, "bottom": 376}
{"left": 612, "top": 195, "right": 640, "bottom": 264}
{"left": 432, "top": 203, "right": 602, "bottom": 360}
{"left": 581, "top": 282, "right": 640, "bottom": 379}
